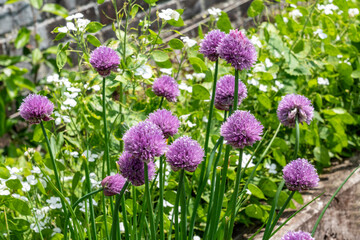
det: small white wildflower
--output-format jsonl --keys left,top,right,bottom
{"left": 159, "top": 9, "right": 180, "bottom": 21}
{"left": 180, "top": 36, "right": 197, "bottom": 47}
{"left": 275, "top": 80, "right": 284, "bottom": 89}
{"left": 163, "top": 200, "right": 174, "bottom": 208}
{"left": 63, "top": 98, "right": 77, "bottom": 108}
{"left": 179, "top": 82, "right": 192, "bottom": 93}
{"left": 314, "top": 29, "right": 327, "bottom": 39}
{"left": 240, "top": 153, "right": 255, "bottom": 168}
{"left": 67, "top": 87, "right": 81, "bottom": 93}
{"left": 64, "top": 92, "right": 78, "bottom": 99}
{"left": 31, "top": 167, "right": 41, "bottom": 175}
{"left": 66, "top": 22, "right": 77, "bottom": 31}
{"left": 317, "top": 77, "right": 329, "bottom": 85}
{"left": 265, "top": 58, "right": 273, "bottom": 68}
{"left": 82, "top": 150, "right": 99, "bottom": 162}
{"left": 58, "top": 26, "right": 68, "bottom": 33}
{"left": 259, "top": 84, "right": 268, "bottom": 92}
{"left": 208, "top": 7, "right": 222, "bottom": 19}
{"left": 0, "top": 189, "right": 10, "bottom": 196}
{"left": 318, "top": 4, "right": 338, "bottom": 15}
{"left": 134, "top": 65, "right": 152, "bottom": 79}
{"left": 202, "top": 116, "right": 208, "bottom": 123}
{"left": 271, "top": 86, "right": 278, "bottom": 92}
{"left": 253, "top": 63, "right": 266, "bottom": 73}
{"left": 12, "top": 193, "right": 28, "bottom": 201}
{"left": 66, "top": 13, "right": 84, "bottom": 21}
{"left": 55, "top": 117, "right": 62, "bottom": 125}
{"left": 160, "top": 68, "right": 172, "bottom": 75}
{"left": 248, "top": 78, "right": 259, "bottom": 86}
{"left": 289, "top": 9, "right": 303, "bottom": 19}
{"left": 26, "top": 175, "right": 38, "bottom": 185}
{"left": 337, "top": 54, "right": 343, "bottom": 59}
{"left": 62, "top": 116, "right": 71, "bottom": 123}
{"left": 250, "top": 35, "right": 262, "bottom": 48}
{"left": 179, "top": 114, "right": 191, "bottom": 121}
{"left": 30, "top": 222, "right": 45, "bottom": 233}
{"left": 70, "top": 151, "right": 79, "bottom": 158}
{"left": 22, "top": 182, "right": 31, "bottom": 192}
{"left": 51, "top": 227, "right": 62, "bottom": 236}
{"left": 283, "top": 17, "right": 289, "bottom": 23}
{"left": 47, "top": 197, "right": 62, "bottom": 209}
{"left": 92, "top": 85, "right": 100, "bottom": 91}
{"left": 245, "top": 189, "right": 252, "bottom": 195}
{"left": 77, "top": 18, "right": 90, "bottom": 31}
{"left": 186, "top": 120, "right": 196, "bottom": 128}
{"left": 265, "top": 163, "right": 277, "bottom": 174}
{"left": 348, "top": 8, "right": 359, "bottom": 17}
{"left": 193, "top": 236, "right": 201, "bottom": 240}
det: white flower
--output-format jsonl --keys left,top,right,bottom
{"left": 202, "top": 116, "right": 208, "bottom": 123}
{"left": 318, "top": 4, "right": 338, "bottom": 15}
{"left": 265, "top": 163, "right": 277, "bottom": 174}
{"left": 62, "top": 116, "right": 71, "bottom": 123}
{"left": 245, "top": 189, "right": 252, "bottom": 195}
{"left": 6, "top": 167, "right": 20, "bottom": 175}
{"left": 317, "top": 77, "right": 329, "bottom": 85}
{"left": 12, "top": 193, "right": 28, "bottom": 201}
{"left": 208, "top": 7, "right": 222, "bottom": 19}
{"left": 337, "top": 54, "right": 343, "bottom": 59}
{"left": 275, "top": 80, "right": 284, "bottom": 89}
{"left": 0, "top": 189, "right": 10, "bottom": 196}
{"left": 160, "top": 68, "right": 172, "bottom": 75}
{"left": 30, "top": 221, "right": 45, "bottom": 233}
{"left": 46, "top": 74, "right": 59, "bottom": 83}
{"left": 265, "top": 58, "right": 273, "bottom": 68}
{"left": 193, "top": 236, "right": 201, "bottom": 240}
{"left": 66, "top": 22, "right": 77, "bottom": 31}
{"left": 180, "top": 36, "right": 197, "bottom": 47}
{"left": 70, "top": 151, "right": 79, "bottom": 158}
{"left": 248, "top": 78, "right": 259, "bottom": 86}
{"left": 250, "top": 35, "right": 262, "bottom": 48}
{"left": 66, "top": 13, "right": 84, "bottom": 21}
{"left": 52, "top": 227, "right": 62, "bottom": 236}
{"left": 283, "top": 17, "right": 289, "bottom": 23}
{"left": 159, "top": 9, "right": 180, "bottom": 21}
{"left": 348, "top": 8, "right": 359, "bottom": 17}
{"left": 82, "top": 150, "right": 99, "bottom": 162}
{"left": 271, "top": 86, "right": 278, "bottom": 92}
{"left": 63, "top": 98, "right": 77, "bottom": 108}
{"left": 92, "top": 85, "right": 100, "bottom": 91}
{"left": 22, "top": 182, "right": 31, "bottom": 192}
{"left": 47, "top": 197, "right": 62, "bottom": 209}
{"left": 240, "top": 153, "right": 255, "bottom": 168}
{"left": 31, "top": 167, "right": 41, "bottom": 175}
{"left": 289, "top": 9, "right": 302, "bottom": 19}
{"left": 77, "top": 19, "right": 90, "bottom": 31}
{"left": 163, "top": 200, "right": 174, "bottom": 208}
{"left": 58, "top": 26, "right": 68, "bottom": 33}
{"left": 259, "top": 84, "right": 268, "bottom": 92}
{"left": 314, "top": 29, "right": 327, "bottom": 39}
{"left": 26, "top": 175, "right": 38, "bottom": 185}
{"left": 64, "top": 92, "right": 78, "bottom": 99}
{"left": 179, "top": 114, "right": 191, "bottom": 121}
{"left": 186, "top": 120, "right": 196, "bottom": 128}
{"left": 55, "top": 117, "right": 62, "bottom": 125}
{"left": 67, "top": 87, "right": 81, "bottom": 93}
{"left": 253, "top": 63, "right": 266, "bottom": 73}
{"left": 134, "top": 65, "right": 152, "bottom": 79}
{"left": 290, "top": 4, "right": 297, "bottom": 8}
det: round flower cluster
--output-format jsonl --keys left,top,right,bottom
{"left": 152, "top": 75, "right": 180, "bottom": 102}
{"left": 220, "top": 110, "right": 263, "bottom": 149}
{"left": 282, "top": 158, "right": 319, "bottom": 192}
{"left": 19, "top": 94, "right": 54, "bottom": 124}
{"left": 123, "top": 121, "right": 167, "bottom": 163}
{"left": 277, "top": 94, "right": 314, "bottom": 128}
{"left": 217, "top": 29, "right": 257, "bottom": 71}
{"left": 214, "top": 75, "right": 247, "bottom": 111}
{"left": 147, "top": 109, "right": 180, "bottom": 138}
{"left": 281, "top": 231, "right": 314, "bottom": 240}
{"left": 101, "top": 174, "right": 127, "bottom": 196}
{"left": 117, "top": 151, "right": 155, "bottom": 186}
{"left": 166, "top": 136, "right": 204, "bottom": 172}
{"left": 199, "top": 30, "right": 226, "bottom": 61}
{"left": 89, "top": 46, "right": 120, "bottom": 77}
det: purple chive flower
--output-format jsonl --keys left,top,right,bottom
{"left": 199, "top": 30, "right": 226, "bottom": 61}
{"left": 283, "top": 158, "right": 319, "bottom": 192}
{"left": 166, "top": 136, "right": 204, "bottom": 172}
{"left": 89, "top": 46, "right": 120, "bottom": 77}
{"left": 123, "top": 121, "right": 167, "bottom": 163}
{"left": 152, "top": 75, "right": 180, "bottom": 102}
{"left": 147, "top": 109, "right": 180, "bottom": 138}
{"left": 214, "top": 75, "right": 247, "bottom": 111}
{"left": 101, "top": 174, "right": 127, "bottom": 196}
{"left": 19, "top": 94, "right": 54, "bottom": 124}
{"left": 217, "top": 29, "right": 257, "bottom": 71}
{"left": 117, "top": 151, "right": 155, "bottom": 186}
{"left": 277, "top": 94, "right": 314, "bottom": 128}
{"left": 220, "top": 110, "right": 263, "bottom": 149}
{"left": 281, "top": 231, "right": 315, "bottom": 240}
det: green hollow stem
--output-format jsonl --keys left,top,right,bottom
{"left": 226, "top": 149, "right": 244, "bottom": 240}
{"left": 159, "top": 96, "right": 164, "bottom": 109}
{"left": 102, "top": 77, "right": 111, "bottom": 176}
{"left": 311, "top": 165, "right": 360, "bottom": 237}
{"left": 102, "top": 194, "right": 110, "bottom": 240}
{"left": 188, "top": 58, "right": 219, "bottom": 240}
{"left": 266, "top": 191, "right": 296, "bottom": 239}
{"left": 159, "top": 156, "right": 165, "bottom": 240}
{"left": 231, "top": 69, "right": 239, "bottom": 114}
{"left": 144, "top": 163, "right": 156, "bottom": 240}
{"left": 174, "top": 169, "right": 185, "bottom": 240}
{"left": 132, "top": 186, "right": 137, "bottom": 240}
{"left": 263, "top": 180, "right": 285, "bottom": 240}
{"left": 83, "top": 152, "right": 97, "bottom": 240}
{"left": 293, "top": 116, "right": 300, "bottom": 159}
{"left": 180, "top": 170, "right": 187, "bottom": 240}
{"left": 121, "top": 194, "right": 130, "bottom": 240}
{"left": 111, "top": 181, "right": 130, "bottom": 240}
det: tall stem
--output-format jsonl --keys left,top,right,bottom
{"left": 293, "top": 116, "right": 300, "bottom": 159}
{"left": 144, "top": 163, "right": 156, "bottom": 240}
{"left": 121, "top": 194, "right": 130, "bottom": 240}
{"left": 159, "top": 96, "right": 164, "bottom": 109}
{"left": 103, "top": 77, "right": 111, "bottom": 176}
{"left": 226, "top": 149, "right": 243, "bottom": 240}
{"left": 159, "top": 156, "right": 165, "bottom": 240}
{"left": 111, "top": 181, "right": 130, "bottom": 240}
{"left": 180, "top": 170, "right": 187, "bottom": 240}
{"left": 188, "top": 59, "right": 219, "bottom": 239}
{"left": 132, "top": 186, "right": 138, "bottom": 240}
{"left": 231, "top": 69, "right": 239, "bottom": 114}
{"left": 84, "top": 151, "right": 97, "bottom": 240}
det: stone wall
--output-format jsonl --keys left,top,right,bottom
{"left": 0, "top": 0, "right": 254, "bottom": 56}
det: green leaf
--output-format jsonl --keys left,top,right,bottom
{"left": 56, "top": 44, "right": 67, "bottom": 70}
{"left": 248, "top": 184, "right": 266, "bottom": 199}
{"left": 14, "top": 77, "right": 36, "bottom": 92}
{"left": 188, "top": 57, "right": 207, "bottom": 73}
{"left": 192, "top": 85, "right": 210, "bottom": 100}
{"left": 216, "top": 12, "right": 232, "bottom": 33}
{"left": 257, "top": 93, "right": 271, "bottom": 110}
{"left": 5, "top": 198, "right": 31, "bottom": 215}
{"left": 151, "top": 50, "right": 169, "bottom": 62}
{"left": 167, "top": 10, "right": 184, "bottom": 27}
{"left": 0, "top": 166, "right": 10, "bottom": 179}
{"left": 245, "top": 204, "right": 263, "bottom": 219}
{"left": 30, "top": 0, "right": 42, "bottom": 9}
{"left": 260, "top": 179, "right": 277, "bottom": 197}
{"left": 54, "top": 32, "right": 66, "bottom": 41}
{"left": 247, "top": 0, "right": 264, "bottom": 17}
{"left": 130, "top": 4, "right": 139, "bottom": 18}
{"left": 314, "top": 146, "right": 330, "bottom": 166}
{"left": 293, "top": 191, "right": 304, "bottom": 204}
{"left": 273, "top": 149, "right": 286, "bottom": 166}
{"left": 169, "top": 38, "right": 184, "bottom": 49}
{"left": 324, "top": 44, "right": 340, "bottom": 56}
{"left": 42, "top": 3, "right": 68, "bottom": 18}
{"left": 97, "top": 0, "right": 105, "bottom": 3}
{"left": 33, "top": 125, "right": 44, "bottom": 142}
{"left": 86, "top": 22, "right": 103, "bottom": 33}
{"left": 143, "top": 0, "right": 158, "bottom": 3}
{"left": 6, "top": 179, "right": 23, "bottom": 190}
{"left": 14, "top": 27, "right": 31, "bottom": 49}
{"left": 0, "top": 98, "right": 6, "bottom": 136}
{"left": 0, "top": 55, "right": 26, "bottom": 66}
{"left": 323, "top": 16, "right": 336, "bottom": 37}
{"left": 293, "top": 40, "right": 304, "bottom": 53}
{"left": 8, "top": 218, "right": 30, "bottom": 232}
{"left": 87, "top": 35, "right": 101, "bottom": 47}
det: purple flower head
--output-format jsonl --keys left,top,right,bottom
{"left": 152, "top": 75, "right": 180, "bottom": 102}
{"left": 199, "top": 30, "right": 226, "bottom": 61}
{"left": 217, "top": 29, "right": 257, "bottom": 71}
{"left": 214, "top": 75, "right": 247, "bottom": 111}
{"left": 277, "top": 94, "right": 314, "bottom": 127}
{"left": 147, "top": 109, "right": 180, "bottom": 138}
{"left": 19, "top": 94, "right": 54, "bottom": 124}
{"left": 277, "top": 94, "right": 314, "bottom": 128}
{"left": 101, "top": 174, "right": 127, "bottom": 196}
{"left": 166, "top": 136, "right": 204, "bottom": 172}
{"left": 90, "top": 46, "right": 120, "bottom": 77}
{"left": 220, "top": 110, "right": 263, "bottom": 149}
{"left": 117, "top": 151, "right": 155, "bottom": 186}
{"left": 281, "top": 231, "right": 315, "bottom": 240}
{"left": 283, "top": 158, "right": 319, "bottom": 192}
{"left": 123, "top": 121, "right": 167, "bottom": 163}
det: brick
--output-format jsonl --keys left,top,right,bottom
{"left": 80, "top": 6, "right": 98, "bottom": 22}
{"left": 0, "top": 6, "right": 13, "bottom": 36}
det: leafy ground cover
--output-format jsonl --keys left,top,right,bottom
{"left": 0, "top": 0, "right": 359, "bottom": 239}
